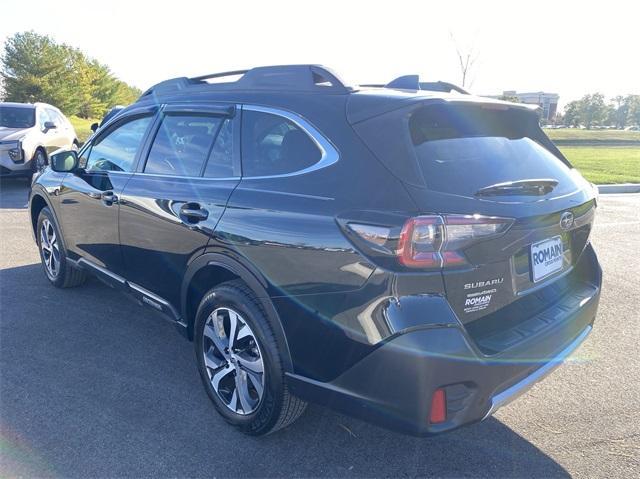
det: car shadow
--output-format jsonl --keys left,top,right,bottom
{"left": 0, "top": 263, "right": 570, "bottom": 478}
{"left": 0, "top": 177, "right": 30, "bottom": 209}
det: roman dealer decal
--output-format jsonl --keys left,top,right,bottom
{"left": 463, "top": 277, "right": 504, "bottom": 314}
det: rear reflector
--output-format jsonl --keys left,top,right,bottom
{"left": 429, "top": 388, "right": 447, "bottom": 424}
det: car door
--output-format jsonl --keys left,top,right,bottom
{"left": 37, "top": 108, "right": 62, "bottom": 156}
{"left": 58, "top": 108, "right": 157, "bottom": 276}
{"left": 47, "top": 108, "right": 74, "bottom": 148}
{"left": 118, "top": 103, "right": 240, "bottom": 307}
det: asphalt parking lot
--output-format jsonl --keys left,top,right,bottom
{"left": 1, "top": 178, "right": 638, "bottom": 478}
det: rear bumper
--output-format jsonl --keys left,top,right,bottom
{"left": 286, "top": 246, "right": 601, "bottom": 436}
{"left": 481, "top": 324, "right": 591, "bottom": 420}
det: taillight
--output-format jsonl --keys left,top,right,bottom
{"left": 346, "top": 214, "right": 512, "bottom": 270}
{"left": 398, "top": 215, "right": 512, "bottom": 269}
{"left": 442, "top": 215, "right": 513, "bottom": 267}
{"left": 398, "top": 216, "right": 444, "bottom": 268}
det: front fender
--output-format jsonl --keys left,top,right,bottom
{"left": 28, "top": 186, "right": 54, "bottom": 241}
{"left": 21, "top": 135, "right": 42, "bottom": 161}
{"left": 29, "top": 173, "right": 68, "bottom": 241}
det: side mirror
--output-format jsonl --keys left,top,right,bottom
{"left": 50, "top": 150, "right": 78, "bottom": 173}
{"left": 90, "top": 122, "right": 99, "bottom": 133}
{"left": 43, "top": 121, "right": 57, "bottom": 131}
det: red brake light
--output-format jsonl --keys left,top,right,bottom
{"left": 398, "top": 216, "right": 443, "bottom": 268}
{"left": 344, "top": 214, "right": 512, "bottom": 271}
{"left": 398, "top": 215, "right": 512, "bottom": 269}
{"left": 429, "top": 388, "right": 447, "bottom": 424}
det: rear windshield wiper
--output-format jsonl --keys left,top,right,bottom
{"left": 475, "top": 179, "right": 559, "bottom": 197}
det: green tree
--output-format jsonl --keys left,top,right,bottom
{"left": 610, "top": 95, "right": 629, "bottom": 128}
{"left": 112, "top": 79, "right": 141, "bottom": 107}
{"left": 563, "top": 94, "right": 609, "bottom": 129}
{"left": 1, "top": 32, "right": 82, "bottom": 114}
{"left": 625, "top": 95, "right": 640, "bottom": 127}
{"left": 1, "top": 31, "right": 141, "bottom": 118}
{"left": 581, "top": 93, "right": 607, "bottom": 129}
{"left": 499, "top": 94, "right": 520, "bottom": 103}
{"left": 564, "top": 100, "right": 582, "bottom": 127}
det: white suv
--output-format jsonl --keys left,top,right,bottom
{"left": 0, "top": 102, "right": 78, "bottom": 177}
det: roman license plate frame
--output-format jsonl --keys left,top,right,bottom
{"left": 530, "top": 236, "right": 564, "bottom": 283}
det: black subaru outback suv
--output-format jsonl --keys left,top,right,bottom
{"left": 29, "top": 65, "right": 601, "bottom": 436}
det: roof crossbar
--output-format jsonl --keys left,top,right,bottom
{"left": 140, "top": 65, "right": 352, "bottom": 98}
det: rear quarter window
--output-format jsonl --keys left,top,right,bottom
{"left": 241, "top": 110, "right": 321, "bottom": 177}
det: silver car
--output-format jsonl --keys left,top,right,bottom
{"left": 0, "top": 102, "right": 78, "bottom": 177}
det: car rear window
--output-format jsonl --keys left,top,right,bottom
{"left": 409, "top": 105, "right": 577, "bottom": 196}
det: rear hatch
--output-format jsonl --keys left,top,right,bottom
{"left": 349, "top": 95, "right": 597, "bottom": 331}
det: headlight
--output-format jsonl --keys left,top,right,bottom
{"left": 0, "top": 140, "right": 24, "bottom": 162}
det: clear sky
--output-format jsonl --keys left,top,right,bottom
{"left": 2, "top": 0, "right": 638, "bottom": 108}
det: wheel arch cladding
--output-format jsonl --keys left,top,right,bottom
{"left": 181, "top": 254, "right": 294, "bottom": 373}
{"left": 34, "top": 145, "right": 47, "bottom": 159}
{"left": 30, "top": 194, "right": 49, "bottom": 236}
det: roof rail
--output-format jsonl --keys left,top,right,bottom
{"left": 419, "top": 81, "right": 470, "bottom": 95}
{"left": 140, "top": 65, "right": 352, "bottom": 98}
{"left": 190, "top": 69, "right": 249, "bottom": 82}
{"left": 361, "top": 75, "right": 470, "bottom": 95}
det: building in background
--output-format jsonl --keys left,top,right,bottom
{"left": 501, "top": 91, "right": 559, "bottom": 123}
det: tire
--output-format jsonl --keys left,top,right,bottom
{"left": 36, "top": 207, "right": 86, "bottom": 288}
{"left": 194, "top": 280, "right": 306, "bottom": 435}
{"left": 32, "top": 148, "right": 47, "bottom": 173}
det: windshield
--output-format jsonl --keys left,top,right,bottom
{"left": 409, "top": 104, "right": 577, "bottom": 197}
{"left": 0, "top": 106, "right": 36, "bottom": 128}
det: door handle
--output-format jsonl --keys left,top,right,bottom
{"left": 180, "top": 203, "right": 209, "bottom": 223}
{"left": 101, "top": 191, "right": 118, "bottom": 206}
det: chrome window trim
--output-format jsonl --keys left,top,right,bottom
{"left": 83, "top": 170, "right": 131, "bottom": 175}
{"left": 84, "top": 170, "right": 238, "bottom": 181}
{"left": 241, "top": 104, "right": 339, "bottom": 179}
{"left": 129, "top": 171, "right": 239, "bottom": 181}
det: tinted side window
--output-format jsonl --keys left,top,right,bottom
{"left": 86, "top": 116, "right": 152, "bottom": 172}
{"left": 38, "top": 109, "right": 51, "bottom": 130}
{"left": 203, "top": 118, "right": 234, "bottom": 178}
{"left": 241, "top": 110, "right": 321, "bottom": 177}
{"left": 145, "top": 115, "right": 222, "bottom": 177}
{"left": 78, "top": 143, "right": 92, "bottom": 167}
{"left": 46, "top": 109, "right": 63, "bottom": 126}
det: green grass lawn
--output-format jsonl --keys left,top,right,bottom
{"left": 560, "top": 146, "right": 640, "bottom": 184}
{"left": 545, "top": 128, "right": 640, "bottom": 142}
{"left": 69, "top": 116, "right": 98, "bottom": 144}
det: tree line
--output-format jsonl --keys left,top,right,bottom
{"left": 0, "top": 31, "right": 141, "bottom": 119}
{"left": 562, "top": 93, "right": 640, "bottom": 129}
